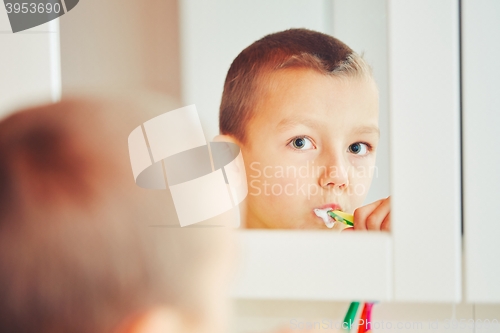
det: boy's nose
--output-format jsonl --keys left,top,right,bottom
{"left": 318, "top": 156, "right": 349, "bottom": 189}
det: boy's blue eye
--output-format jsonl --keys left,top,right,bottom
{"left": 348, "top": 142, "right": 369, "bottom": 155}
{"left": 289, "top": 136, "right": 315, "bottom": 150}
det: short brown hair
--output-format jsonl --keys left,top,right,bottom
{"left": 0, "top": 96, "right": 232, "bottom": 333}
{"left": 219, "top": 28, "right": 371, "bottom": 144}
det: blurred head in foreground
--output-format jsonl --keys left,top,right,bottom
{"left": 0, "top": 96, "right": 235, "bottom": 333}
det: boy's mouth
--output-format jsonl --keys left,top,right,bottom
{"left": 316, "top": 203, "right": 342, "bottom": 211}
{"left": 313, "top": 208, "right": 336, "bottom": 228}
{"left": 313, "top": 203, "right": 343, "bottom": 228}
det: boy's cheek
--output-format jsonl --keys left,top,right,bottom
{"left": 348, "top": 157, "right": 377, "bottom": 174}
{"left": 247, "top": 176, "right": 315, "bottom": 224}
{"left": 347, "top": 163, "right": 377, "bottom": 193}
{"left": 348, "top": 178, "right": 374, "bottom": 208}
{"left": 248, "top": 175, "right": 303, "bottom": 198}
{"left": 246, "top": 178, "right": 305, "bottom": 228}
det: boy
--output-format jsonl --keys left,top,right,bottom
{"left": 216, "top": 29, "right": 390, "bottom": 231}
{"left": 0, "top": 97, "right": 235, "bottom": 333}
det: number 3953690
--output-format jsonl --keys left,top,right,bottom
{"left": 5, "top": 2, "right": 61, "bottom": 14}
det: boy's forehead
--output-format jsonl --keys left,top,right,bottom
{"left": 250, "top": 68, "right": 379, "bottom": 128}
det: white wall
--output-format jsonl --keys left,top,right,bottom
{"left": 462, "top": 0, "right": 500, "bottom": 303}
{"left": 0, "top": 11, "right": 60, "bottom": 118}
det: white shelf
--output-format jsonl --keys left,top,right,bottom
{"left": 231, "top": 230, "right": 393, "bottom": 301}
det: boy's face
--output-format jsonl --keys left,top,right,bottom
{"left": 240, "top": 68, "right": 379, "bottom": 229}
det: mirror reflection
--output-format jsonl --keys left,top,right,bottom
{"left": 216, "top": 29, "right": 386, "bottom": 231}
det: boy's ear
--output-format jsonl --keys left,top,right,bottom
{"left": 212, "top": 134, "right": 241, "bottom": 146}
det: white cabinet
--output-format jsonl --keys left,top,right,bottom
{"left": 462, "top": 0, "right": 500, "bottom": 303}
{"left": 232, "top": 231, "right": 393, "bottom": 302}
{"left": 388, "top": 0, "right": 462, "bottom": 302}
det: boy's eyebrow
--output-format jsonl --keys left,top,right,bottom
{"left": 352, "top": 125, "right": 380, "bottom": 136}
{"left": 276, "top": 117, "right": 320, "bottom": 132}
{"left": 277, "top": 118, "right": 380, "bottom": 137}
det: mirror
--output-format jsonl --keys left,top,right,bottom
{"left": 180, "top": 0, "right": 390, "bottom": 231}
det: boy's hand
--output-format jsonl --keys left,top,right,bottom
{"left": 351, "top": 196, "right": 391, "bottom": 231}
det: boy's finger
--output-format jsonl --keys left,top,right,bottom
{"left": 380, "top": 212, "right": 391, "bottom": 231}
{"left": 365, "top": 198, "right": 391, "bottom": 230}
{"left": 353, "top": 198, "right": 385, "bottom": 230}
